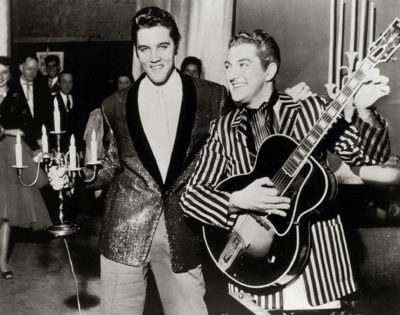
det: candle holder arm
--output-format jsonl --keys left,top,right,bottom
{"left": 13, "top": 152, "right": 51, "bottom": 187}
{"left": 80, "top": 162, "right": 102, "bottom": 183}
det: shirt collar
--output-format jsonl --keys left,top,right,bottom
{"left": 20, "top": 77, "right": 33, "bottom": 86}
{"left": 60, "top": 91, "right": 72, "bottom": 105}
{"left": 232, "top": 89, "right": 280, "bottom": 128}
{"left": 50, "top": 76, "right": 58, "bottom": 86}
{"left": 142, "top": 69, "right": 181, "bottom": 94}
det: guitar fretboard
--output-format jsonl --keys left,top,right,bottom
{"left": 282, "top": 58, "right": 374, "bottom": 178}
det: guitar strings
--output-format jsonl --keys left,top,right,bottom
{"left": 269, "top": 67, "right": 368, "bottom": 196}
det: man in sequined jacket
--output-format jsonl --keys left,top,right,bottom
{"left": 74, "top": 7, "right": 229, "bottom": 315}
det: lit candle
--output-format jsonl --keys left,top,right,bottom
{"left": 69, "top": 135, "right": 77, "bottom": 169}
{"left": 368, "top": 1, "right": 375, "bottom": 47}
{"left": 41, "top": 125, "right": 48, "bottom": 153}
{"left": 15, "top": 131, "right": 23, "bottom": 167}
{"left": 90, "top": 130, "right": 97, "bottom": 163}
{"left": 336, "top": 0, "right": 344, "bottom": 88}
{"left": 53, "top": 98, "right": 61, "bottom": 133}
{"left": 358, "top": 0, "right": 368, "bottom": 61}
{"left": 328, "top": 0, "right": 336, "bottom": 84}
{"left": 349, "top": 0, "right": 357, "bottom": 52}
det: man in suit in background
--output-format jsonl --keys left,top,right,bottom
{"left": 16, "top": 55, "right": 52, "bottom": 151}
{"left": 52, "top": 70, "right": 86, "bottom": 154}
{"left": 44, "top": 55, "right": 61, "bottom": 97}
{"left": 49, "top": 6, "right": 230, "bottom": 315}
{"left": 180, "top": 30, "right": 391, "bottom": 312}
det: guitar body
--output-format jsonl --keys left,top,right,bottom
{"left": 203, "top": 134, "right": 337, "bottom": 289}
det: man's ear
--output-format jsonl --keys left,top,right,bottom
{"left": 265, "top": 63, "right": 278, "bottom": 82}
{"left": 19, "top": 64, "right": 23, "bottom": 72}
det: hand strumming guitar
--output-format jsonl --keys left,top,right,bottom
{"left": 228, "top": 177, "right": 291, "bottom": 217}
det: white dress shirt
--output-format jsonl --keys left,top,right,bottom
{"left": 49, "top": 76, "right": 58, "bottom": 88}
{"left": 53, "top": 92, "right": 73, "bottom": 113}
{"left": 138, "top": 70, "right": 183, "bottom": 182}
{"left": 60, "top": 92, "right": 73, "bottom": 112}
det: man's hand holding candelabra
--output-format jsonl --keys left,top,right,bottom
{"left": 11, "top": 117, "right": 101, "bottom": 237}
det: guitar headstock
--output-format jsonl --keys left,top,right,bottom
{"left": 368, "top": 18, "right": 400, "bottom": 65}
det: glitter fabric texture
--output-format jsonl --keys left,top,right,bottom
{"left": 86, "top": 73, "right": 230, "bottom": 272}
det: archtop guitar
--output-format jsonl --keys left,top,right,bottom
{"left": 203, "top": 18, "right": 400, "bottom": 289}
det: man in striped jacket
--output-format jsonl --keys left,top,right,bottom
{"left": 180, "top": 30, "right": 391, "bottom": 312}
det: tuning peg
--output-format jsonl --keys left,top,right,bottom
{"left": 391, "top": 56, "right": 398, "bottom": 62}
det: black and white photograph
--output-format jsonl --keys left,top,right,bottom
{"left": 0, "top": 0, "right": 400, "bottom": 314}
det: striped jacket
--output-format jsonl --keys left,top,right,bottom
{"left": 180, "top": 91, "right": 390, "bottom": 309}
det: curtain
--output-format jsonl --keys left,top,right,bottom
{"left": 0, "top": 0, "right": 10, "bottom": 56}
{"left": 132, "top": 0, "right": 234, "bottom": 86}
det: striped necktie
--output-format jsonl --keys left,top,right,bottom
{"left": 248, "top": 101, "right": 275, "bottom": 152}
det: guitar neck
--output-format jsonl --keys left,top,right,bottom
{"left": 282, "top": 58, "right": 376, "bottom": 178}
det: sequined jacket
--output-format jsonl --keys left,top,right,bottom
{"left": 86, "top": 71, "right": 230, "bottom": 272}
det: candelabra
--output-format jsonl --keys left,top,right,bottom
{"left": 11, "top": 128, "right": 101, "bottom": 237}
{"left": 325, "top": 0, "right": 376, "bottom": 101}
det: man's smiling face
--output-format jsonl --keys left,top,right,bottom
{"left": 136, "top": 25, "right": 176, "bottom": 86}
{"left": 225, "top": 43, "right": 268, "bottom": 108}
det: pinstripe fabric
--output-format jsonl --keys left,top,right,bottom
{"left": 180, "top": 91, "right": 390, "bottom": 309}
{"left": 248, "top": 101, "right": 274, "bottom": 152}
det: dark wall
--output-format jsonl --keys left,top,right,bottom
{"left": 12, "top": 41, "right": 133, "bottom": 111}
{"left": 11, "top": 0, "right": 136, "bottom": 112}
{"left": 235, "top": 0, "right": 400, "bottom": 153}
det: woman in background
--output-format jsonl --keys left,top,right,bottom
{"left": 116, "top": 72, "right": 134, "bottom": 92}
{"left": 0, "top": 56, "right": 50, "bottom": 280}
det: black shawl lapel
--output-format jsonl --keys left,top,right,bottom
{"left": 164, "top": 72, "right": 196, "bottom": 188}
{"left": 125, "top": 73, "right": 164, "bottom": 187}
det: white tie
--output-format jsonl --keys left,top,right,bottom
{"left": 24, "top": 82, "right": 34, "bottom": 117}
{"left": 154, "top": 89, "right": 172, "bottom": 182}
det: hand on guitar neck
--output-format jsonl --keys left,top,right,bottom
{"left": 228, "top": 176, "right": 291, "bottom": 217}
{"left": 354, "top": 68, "right": 390, "bottom": 109}
{"left": 345, "top": 68, "right": 390, "bottom": 126}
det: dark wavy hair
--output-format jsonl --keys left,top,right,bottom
{"left": 117, "top": 72, "right": 134, "bottom": 84}
{"left": 0, "top": 56, "right": 11, "bottom": 68}
{"left": 0, "top": 56, "right": 14, "bottom": 85}
{"left": 44, "top": 54, "right": 60, "bottom": 66}
{"left": 131, "top": 6, "right": 181, "bottom": 53}
{"left": 229, "top": 30, "right": 281, "bottom": 72}
{"left": 181, "top": 56, "right": 202, "bottom": 76}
